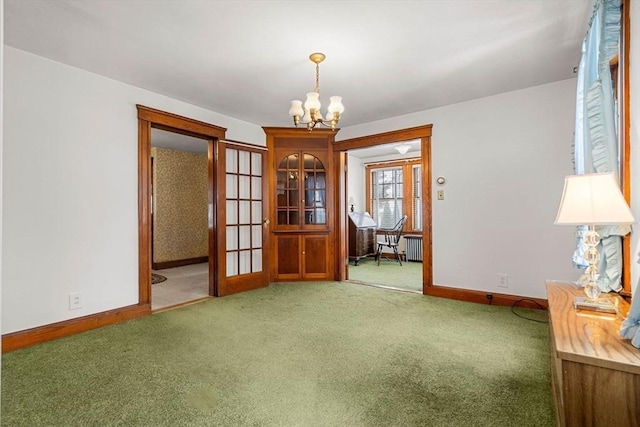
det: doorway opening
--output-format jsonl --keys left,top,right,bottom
{"left": 332, "top": 125, "right": 432, "bottom": 295}
{"left": 137, "top": 105, "right": 227, "bottom": 310}
{"left": 346, "top": 141, "right": 423, "bottom": 293}
{"left": 150, "top": 128, "right": 211, "bottom": 310}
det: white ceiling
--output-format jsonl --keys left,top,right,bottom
{"left": 4, "top": 0, "right": 592, "bottom": 130}
{"left": 349, "top": 140, "right": 421, "bottom": 160}
{"left": 151, "top": 128, "right": 209, "bottom": 155}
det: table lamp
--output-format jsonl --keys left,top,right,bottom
{"left": 348, "top": 197, "right": 356, "bottom": 213}
{"left": 555, "top": 173, "right": 634, "bottom": 312}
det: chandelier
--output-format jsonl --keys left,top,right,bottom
{"left": 288, "top": 53, "right": 344, "bottom": 131}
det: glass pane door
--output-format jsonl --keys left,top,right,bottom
{"left": 226, "top": 147, "right": 263, "bottom": 276}
{"left": 217, "top": 141, "right": 268, "bottom": 296}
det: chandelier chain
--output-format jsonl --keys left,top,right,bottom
{"left": 315, "top": 62, "right": 320, "bottom": 94}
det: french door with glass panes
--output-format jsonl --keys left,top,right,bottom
{"left": 216, "top": 141, "right": 268, "bottom": 296}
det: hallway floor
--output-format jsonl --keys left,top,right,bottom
{"left": 152, "top": 262, "right": 209, "bottom": 310}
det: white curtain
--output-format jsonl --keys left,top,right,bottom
{"left": 573, "top": 0, "right": 628, "bottom": 293}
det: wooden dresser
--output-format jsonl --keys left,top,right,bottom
{"left": 348, "top": 212, "right": 377, "bottom": 265}
{"left": 546, "top": 281, "right": 640, "bottom": 427}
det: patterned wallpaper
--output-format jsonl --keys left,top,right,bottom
{"left": 152, "top": 147, "right": 208, "bottom": 263}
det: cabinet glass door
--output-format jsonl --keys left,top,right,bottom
{"left": 276, "top": 152, "right": 326, "bottom": 227}
{"left": 303, "top": 154, "right": 326, "bottom": 225}
{"left": 276, "top": 154, "right": 299, "bottom": 225}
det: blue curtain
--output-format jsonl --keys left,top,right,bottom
{"left": 573, "top": 0, "right": 628, "bottom": 293}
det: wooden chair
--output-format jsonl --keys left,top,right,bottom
{"left": 376, "top": 215, "right": 408, "bottom": 266}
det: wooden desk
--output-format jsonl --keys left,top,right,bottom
{"left": 348, "top": 212, "right": 377, "bottom": 265}
{"left": 546, "top": 281, "right": 640, "bottom": 426}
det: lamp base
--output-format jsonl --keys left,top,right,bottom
{"left": 573, "top": 296, "right": 618, "bottom": 314}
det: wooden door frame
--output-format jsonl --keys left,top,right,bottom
{"left": 620, "top": 0, "right": 632, "bottom": 297}
{"left": 332, "top": 125, "right": 433, "bottom": 293}
{"left": 137, "top": 105, "right": 226, "bottom": 305}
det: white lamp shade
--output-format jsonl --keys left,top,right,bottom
{"left": 555, "top": 173, "right": 635, "bottom": 225}
{"left": 348, "top": 196, "right": 356, "bottom": 205}
{"left": 327, "top": 96, "right": 344, "bottom": 114}
{"left": 301, "top": 110, "right": 312, "bottom": 124}
{"left": 289, "top": 100, "right": 304, "bottom": 117}
{"left": 304, "top": 92, "right": 321, "bottom": 111}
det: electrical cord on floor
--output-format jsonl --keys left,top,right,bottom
{"left": 511, "top": 298, "right": 549, "bottom": 323}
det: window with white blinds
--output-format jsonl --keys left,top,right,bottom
{"left": 371, "top": 167, "right": 403, "bottom": 229}
{"left": 413, "top": 165, "right": 422, "bottom": 231}
{"left": 366, "top": 159, "right": 422, "bottom": 232}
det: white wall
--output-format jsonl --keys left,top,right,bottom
{"left": 339, "top": 79, "right": 581, "bottom": 299}
{"left": 347, "top": 155, "right": 365, "bottom": 212}
{"left": 630, "top": 0, "right": 640, "bottom": 296}
{"left": 2, "top": 47, "right": 264, "bottom": 333}
{"left": 1, "top": 0, "right": 5, "bottom": 361}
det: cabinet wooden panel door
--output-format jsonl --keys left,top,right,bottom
{"left": 276, "top": 235, "right": 300, "bottom": 279}
{"left": 274, "top": 234, "right": 330, "bottom": 280}
{"left": 303, "top": 235, "right": 329, "bottom": 278}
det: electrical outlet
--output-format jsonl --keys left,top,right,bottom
{"left": 437, "top": 190, "right": 444, "bottom": 200}
{"left": 69, "top": 293, "right": 82, "bottom": 310}
{"left": 498, "top": 274, "right": 508, "bottom": 288}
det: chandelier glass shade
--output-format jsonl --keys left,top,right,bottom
{"left": 289, "top": 53, "right": 344, "bottom": 131}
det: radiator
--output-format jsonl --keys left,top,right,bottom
{"left": 404, "top": 235, "right": 423, "bottom": 262}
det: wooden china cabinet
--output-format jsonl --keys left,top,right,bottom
{"left": 264, "top": 127, "right": 337, "bottom": 281}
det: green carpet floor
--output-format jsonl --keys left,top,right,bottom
{"left": 348, "top": 257, "right": 423, "bottom": 292}
{"left": 1, "top": 282, "right": 554, "bottom": 426}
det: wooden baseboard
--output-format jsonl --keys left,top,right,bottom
{"left": 2, "top": 303, "right": 151, "bottom": 353}
{"left": 152, "top": 256, "right": 208, "bottom": 270}
{"left": 1, "top": 284, "right": 545, "bottom": 353}
{"left": 425, "top": 284, "right": 548, "bottom": 310}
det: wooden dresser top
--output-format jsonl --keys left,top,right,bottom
{"left": 546, "top": 280, "right": 640, "bottom": 374}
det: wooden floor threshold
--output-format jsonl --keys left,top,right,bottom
{"left": 152, "top": 296, "right": 212, "bottom": 314}
{"left": 347, "top": 280, "right": 422, "bottom": 295}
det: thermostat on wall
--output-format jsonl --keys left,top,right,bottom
{"left": 436, "top": 176, "right": 446, "bottom": 185}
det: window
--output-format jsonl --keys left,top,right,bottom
{"left": 366, "top": 159, "right": 421, "bottom": 232}
{"left": 371, "top": 167, "right": 403, "bottom": 229}
{"left": 413, "top": 164, "right": 422, "bottom": 231}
